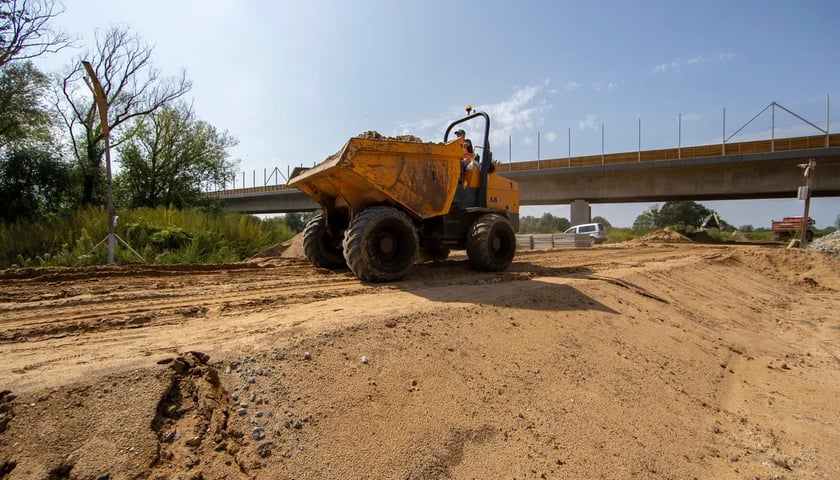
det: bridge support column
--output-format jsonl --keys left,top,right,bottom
{"left": 570, "top": 200, "right": 591, "bottom": 226}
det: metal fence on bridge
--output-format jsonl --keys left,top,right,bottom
{"left": 208, "top": 99, "right": 835, "bottom": 195}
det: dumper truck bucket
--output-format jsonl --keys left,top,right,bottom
{"left": 288, "top": 136, "right": 464, "bottom": 220}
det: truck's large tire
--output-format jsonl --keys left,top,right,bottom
{"left": 302, "top": 212, "right": 346, "bottom": 269}
{"left": 343, "top": 206, "right": 419, "bottom": 282}
{"left": 466, "top": 214, "right": 516, "bottom": 272}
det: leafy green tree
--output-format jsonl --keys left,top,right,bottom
{"left": 0, "top": 145, "right": 73, "bottom": 222}
{"left": 114, "top": 103, "right": 237, "bottom": 208}
{"left": 657, "top": 201, "right": 711, "bottom": 229}
{"left": 0, "top": 61, "right": 52, "bottom": 147}
{"left": 717, "top": 219, "right": 734, "bottom": 231}
{"left": 555, "top": 216, "right": 571, "bottom": 232}
{"left": 518, "top": 212, "right": 570, "bottom": 233}
{"left": 518, "top": 215, "right": 535, "bottom": 233}
{"left": 0, "top": 0, "right": 71, "bottom": 68}
{"left": 633, "top": 201, "right": 734, "bottom": 231}
{"left": 55, "top": 25, "right": 191, "bottom": 206}
{"left": 632, "top": 206, "right": 659, "bottom": 229}
{"left": 282, "top": 212, "right": 312, "bottom": 232}
{"left": 537, "top": 213, "right": 556, "bottom": 232}
{"left": 592, "top": 216, "right": 612, "bottom": 228}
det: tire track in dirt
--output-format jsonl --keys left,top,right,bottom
{"left": 0, "top": 247, "right": 720, "bottom": 393}
{"left": 3, "top": 243, "right": 840, "bottom": 478}
{"left": 0, "top": 273, "right": 365, "bottom": 341}
{"left": 0, "top": 245, "right": 730, "bottom": 345}
{"left": 0, "top": 256, "right": 547, "bottom": 340}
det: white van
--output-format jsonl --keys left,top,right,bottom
{"left": 564, "top": 223, "right": 607, "bottom": 244}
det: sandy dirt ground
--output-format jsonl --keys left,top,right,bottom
{"left": 1, "top": 237, "right": 839, "bottom": 480}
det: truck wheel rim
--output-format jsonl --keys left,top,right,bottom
{"left": 379, "top": 236, "right": 395, "bottom": 254}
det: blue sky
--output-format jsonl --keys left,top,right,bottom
{"left": 37, "top": 0, "right": 840, "bottom": 228}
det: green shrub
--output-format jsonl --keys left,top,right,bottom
{"left": 0, "top": 206, "right": 295, "bottom": 268}
{"left": 150, "top": 227, "right": 191, "bottom": 250}
{"left": 743, "top": 231, "right": 773, "bottom": 241}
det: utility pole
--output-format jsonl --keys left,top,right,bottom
{"left": 798, "top": 158, "right": 815, "bottom": 247}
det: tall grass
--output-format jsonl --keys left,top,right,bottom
{"left": 605, "top": 227, "right": 654, "bottom": 243}
{"left": 0, "top": 207, "right": 295, "bottom": 268}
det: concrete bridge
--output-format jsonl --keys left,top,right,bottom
{"left": 208, "top": 133, "right": 840, "bottom": 225}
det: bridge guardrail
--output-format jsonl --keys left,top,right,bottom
{"left": 206, "top": 184, "right": 293, "bottom": 197}
{"left": 494, "top": 133, "right": 840, "bottom": 173}
{"left": 210, "top": 133, "right": 839, "bottom": 195}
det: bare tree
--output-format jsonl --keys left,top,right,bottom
{"left": 0, "top": 0, "right": 71, "bottom": 67}
{"left": 55, "top": 25, "right": 192, "bottom": 205}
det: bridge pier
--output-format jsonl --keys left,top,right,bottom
{"left": 570, "top": 199, "right": 591, "bottom": 226}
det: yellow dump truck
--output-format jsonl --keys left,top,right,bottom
{"left": 288, "top": 111, "right": 520, "bottom": 282}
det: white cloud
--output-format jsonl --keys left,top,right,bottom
{"left": 475, "top": 83, "right": 554, "bottom": 145}
{"left": 592, "top": 81, "right": 620, "bottom": 93}
{"left": 543, "top": 131, "right": 558, "bottom": 143}
{"left": 652, "top": 52, "right": 735, "bottom": 73}
{"left": 396, "top": 82, "right": 554, "bottom": 149}
{"left": 564, "top": 81, "right": 580, "bottom": 91}
{"left": 681, "top": 113, "right": 702, "bottom": 121}
{"left": 578, "top": 114, "right": 599, "bottom": 131}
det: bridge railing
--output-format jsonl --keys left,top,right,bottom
{"left": 493, "top": 133, "right": 840, "bottom": 173}
{"left": 205, "top": 183, "right": 292, "bottom": 197}
{"left": 209, "top": 133, "right": 839, "bottom": 195}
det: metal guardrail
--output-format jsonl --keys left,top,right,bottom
{"left": 205, "top": 183, "right": 293, "bottom": 197}
{"left": 515, "top": 233, "right": 593, "bottom": 250}
{"left": 494, "top": 133, "right": 840, "bottom": 173}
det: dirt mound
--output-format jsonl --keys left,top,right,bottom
{"left": 280, "top": 232, "right": 305, "bottom": 258}
{"left": 629, "top": 227, "right": 692, "bottom": 244}
{"left": 314, "top": 131, "right": 427, "bottom": 166}
{"left": 730, "top": 247, "right": 840, "bottom": 291}
{"left": 246, "top": 233, "right": 306, "bottom": 262}
{"left": 355, "top": 130, "right": 424, "bottom": 143}
{"left": 248, "top": 241, "right": 291, "bottom": 260}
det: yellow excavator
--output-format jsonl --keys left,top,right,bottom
{"left": 288, "top": 109, "right": 520, "bottom": 282}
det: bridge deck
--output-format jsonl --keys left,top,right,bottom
{"left": 209, "top": 133, "right": 839, "bottom": 197}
